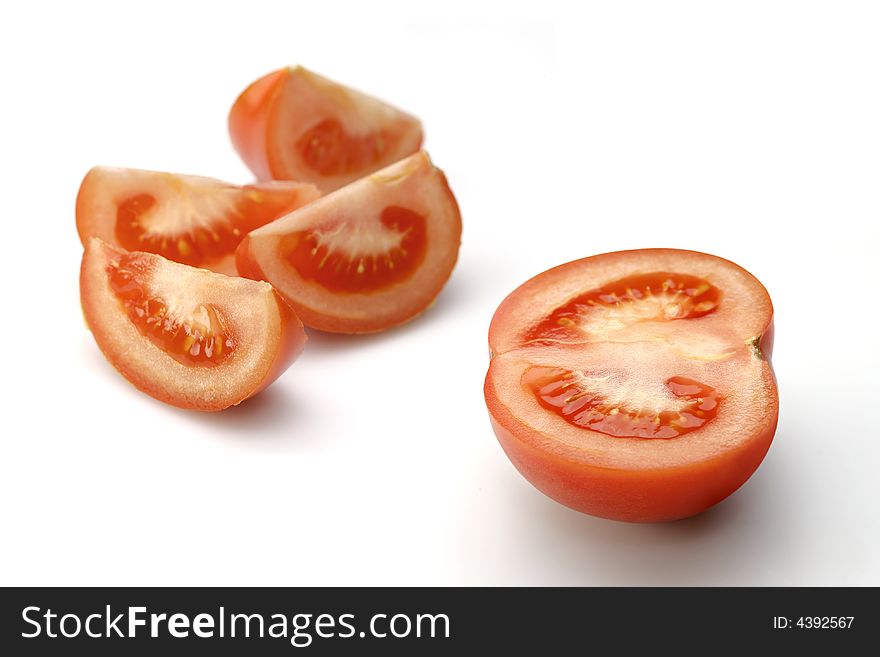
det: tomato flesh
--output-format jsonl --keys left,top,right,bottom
{"left": 527, "top": 272, "right": 720, "bottom": 344}
{"left": 77, "top": 167, "right": 321, "bottom": 275}
{"left": 107, "top": 253, "right": 236, "bottom": 366}
{"left": 284, "top": 205, "right": 427, "bottom": 294}
{"left": 113, "top": 186, "right": 309, "bottom": 269}
{"left": 115, "top": 192, "right": 246, "bottom": 268}
{"left": 524, "top": 367, "right": 720, "bottom": 439}
{"left": 296, "top": 119, "right": 396, "bottom": 177}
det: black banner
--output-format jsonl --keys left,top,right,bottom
{"left": 1, "top": 587, "right": 874, "bottom": 654}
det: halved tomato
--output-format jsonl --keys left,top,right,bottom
{"left": 76, "top": 167, "right": 320, "bottom": 275}
{"left": 484, "top": 249, "right": 778, "bottom": 522}
{"left": 81, "top": 238, "right": 305, "bottom": 411}
{"left": 236, "top": 151, "right": 461, "bottom": 334}
{"left": 229, "top": 66, "right": 423, "bottom": 193}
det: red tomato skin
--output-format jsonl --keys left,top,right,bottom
{"left": 759, "top": 322, "right": 775, "bottom": 361}
{"left": 228, "top": 68, "right": 288, "bottom": 182}
{"left": 486, "top": 384, "right": 778, "bottom": 522}
{"left": 246, "top": 292, "right": 307, "bottom": 403}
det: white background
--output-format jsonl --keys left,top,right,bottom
{"left": 1, "top": 1, "right": 878, "bottom": 586}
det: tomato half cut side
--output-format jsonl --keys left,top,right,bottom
{"left": 81, "top": 238, "right": 306, "bottom": 411}
{"left": 236, "top": 151, "right": 461, "bottom": 334}
{"left": 76, "top": 167, "right": 320, "bottom": 276}
{"left": 484, "top": 249, "right": 778, "bottom": 522}
{"left": 229, "top": 66, "right": 423, "bottom": 193}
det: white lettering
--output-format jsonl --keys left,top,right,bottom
{"left": 128, "top": 606, "right": 146, "bottom": 637}
{"left": 167, "top": 613, "right": 190, "bottom": 638}
{"left": 21, "top": 606, "right": 41, "bottom": 638}
{"left": 192, "top": 613, "right": 214, "bottom": 638}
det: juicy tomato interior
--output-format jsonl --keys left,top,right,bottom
{"left": 296, "top": 119, "right": 396, "bottom": 177}
{"left": 107, "top": 252, "right": 236, "bottom": 366}
{"left": 283, "top": 206, "right": 427, "bottom": 294}
{"left": 527, "top": 272, "right": 721, "bottom": 344}
{"left": 114, "top": 183, "right": 309, "bottom": 269}
{"left": 520, "top": 272, "right": 725, "bottom": 440}
{"left": 524, "top": 366, "right": 720, "bottom": 439}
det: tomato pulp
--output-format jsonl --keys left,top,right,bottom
{"left": 76, "top": 167, "right": 320, "bottom": 276}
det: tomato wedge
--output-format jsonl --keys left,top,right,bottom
{"left": 81, "top": 238, "right": 305, "bottom": 411}
{"left": 229, "top": 66, "right": 423, "bottom": 193}
{"left": 484, "top": 249, "right": 778, "bottom": 522}
{"left": 236, "top": 151, "right": 461, "bottom": 334}
{"left": 76, "top": 167, "right": 320, "bottom": 276}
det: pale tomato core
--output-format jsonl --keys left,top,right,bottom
{"left": 527, "top": 272, "right": 721, "bottom": 343}
{"left": 115, "top": 189, "right": 296, "bottom": 269}
{"left": 284, "top": 205, "right": 427, "bottom": 293}
{"left": 296, "top": 119, "right": 394, "bottom": 176}
{"left": 524, "top": 367, "right": 721, "bottom": 439}
{"left": 107, "top": 254, "right": 236, "bottom": 366}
